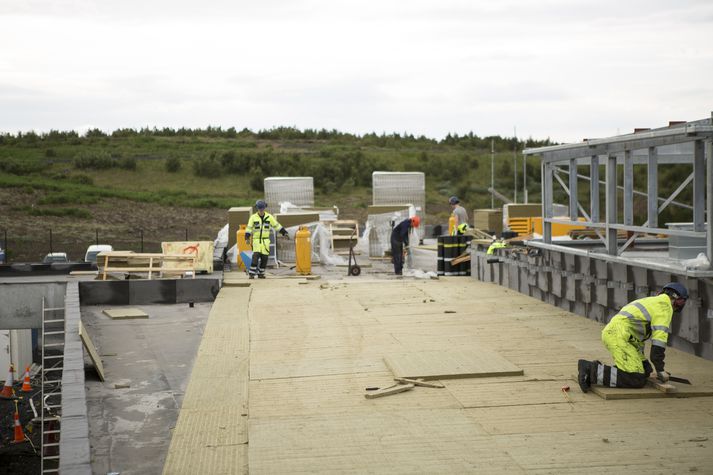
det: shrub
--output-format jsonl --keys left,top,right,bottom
{"left": 27, "top": 207, "right": 92, "bottom": 219}
{"left": 0, "top": 159, "right": 45, "bottom": 175}
{"left": 70, "top": 174, "right": 94, "bottom": 185}
{"left": 73, "top": 150, "right": 113, "bottom": 169}
{"left": 165, "top": 157, "right": 181, "bottom": 173}
{"left": 192, "top": 157, "right": 222, "bottom": 178}
{"left": 249, "top": 167, "right": 264, "bottom": 191}
{"left": 45, "top": 148, "right": 57, "bottom": 158}
{"left": 117, "top": 157, "right": 137, "bottom": 170}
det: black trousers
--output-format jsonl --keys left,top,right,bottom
{"left": 391, "top": 236, "right": 404, "bottom": 275}
{"left": 594, "top": 362, "right": 647, "bottom": 388}
{"left": 249, "top": 252, "right": 269, "bottom": 276}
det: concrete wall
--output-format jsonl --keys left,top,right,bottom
{"left": 0, "top": 282, "right": 66, "bottom": 329}
{"left": 473, "top": 246, "right": 713, "bottom": 361}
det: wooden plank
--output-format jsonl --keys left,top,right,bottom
{"left": 384, "top": 349, "right": 523, "bottom": 381}
{"left": 394, "top": 377, "right": 445, "bottom": 388}
{"left": 78, "top": 321, "right": 105, "bottom": 381}
{"left": 102, "top": 308, "right": 149, "bottom": 320}
{"left": 591, "top": 383, "right": 713, "bottom": 400}
{"left": 647, "top": 377, "right": 677, "bottom": 393}
{"left": 364, "top": 383, "right": 415, "bottom": 399}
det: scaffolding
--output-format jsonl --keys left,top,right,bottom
{"left": 524, "top": 114, "right": 713, "bottom": 265}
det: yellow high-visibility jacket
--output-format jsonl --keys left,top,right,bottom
{"left": 245, "top": 212, "right": 284, "bottom": 255}
{"left": 452, "top": 223, "right": 469, "bottom": 236}
{"left": 608, "top": 294, "right": 673, "bottom": 348}
{"left": 486, "top": 241, "right": 507, "bottom": 255}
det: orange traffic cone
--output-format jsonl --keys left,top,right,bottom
{"left": 21, "top": 366, "right": 32, "bottom": 392}
{"left": 0, "top": 364, "right": 15, "bottom": 398}
{"left": 11, "top": 402, "right": 26, "bottom": 444}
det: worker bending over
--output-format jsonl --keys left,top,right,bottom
{"left": 245, "top": 200, "right": 288, "bottom": 279}
{"left": 390, "top": 216, "right": 420, "bottom": 276}
{"left": 578, "top": 282, "right": 688, "bottom": 392}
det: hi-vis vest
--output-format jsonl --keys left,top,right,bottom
{"left": 452, "top": 223, "right": 469, "bottom": 235}
{"left": 246, "top": 212, "right": 283, "bottom": 254}
{"left": 607, "top": 294, "right": 673, "bottom": 349}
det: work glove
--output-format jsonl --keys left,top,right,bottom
{"left": 643, "top": 360, "right": 653, "bottom": 378}
{"left": 657, "top": 371, "right": 670, "bottom": 383}
{"left": 280, "top": 229, "right": 289, "bottom": 239}
{"left": 245, "top": 234, "right": 251, "bottom": 245}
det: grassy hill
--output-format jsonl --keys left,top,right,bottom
{"left": 0, "top": 127, "right": 692, "bottom": 262}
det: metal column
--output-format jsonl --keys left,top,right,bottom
{"left": 647, "top": 147, "right": 658, "bottom": 228}
{"left": 543, "top": 162, "right": 553, "bottom": 243}
{"left": 693, "top": 140, "right": 705, "bottom": 231}
{"left": 624, "top": 150, "right": 634, "bottom": 226}
{"left": 590, "top": 155, "right": 599, "bottom": 222}
{"left": 707, "top": 138, "right": 713, "bottom": 266}
{"left": 606, "top": 154, "right": 618, "bottom": 255}
{"left": 569, "top": 158, "right": 578, "bottom": 221}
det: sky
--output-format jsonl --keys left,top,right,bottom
{"left": 1, "top": 0, "right": 712, "bottom": 143}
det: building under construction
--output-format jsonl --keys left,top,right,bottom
{"left": 0, "top": 116, "right": 712, "bottom": 474}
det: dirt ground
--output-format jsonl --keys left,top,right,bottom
{"left": 0, "top": 370, "right": 43, "bottom": 474}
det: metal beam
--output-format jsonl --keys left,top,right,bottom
{"left": 543, "top": 162, "right": 553, "bottom": 243}
{"left": 624, "top": 150, "right": 633, "bottom": 226}
{"left": 648, "top": 146, "right": 658, "bottom": 227}
{"left": 606, "top": 154, "right": 618, "bottom": 256}
{"left": 693, "top": 140, "right": 705, "bottom": 231}
{"left": 569, "top": 159, "right": 577, "bottom": 221}
{"left": 544, "top": 218, "right": 706, "bottom": 238}
{"left": 590, "top": 155, "right": 600, "bottom": 222}
{"left": 707, "top": 137, "right": 713, "bottom": 266}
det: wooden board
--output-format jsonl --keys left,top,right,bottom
{"left": 592, "top": 383, "right": 713, "bottom": 400}
{"left": 102, "top": 308, "right": 149, "bottom": 320}
{"left": 384, "top": 349, "right": 523, "bottom": 381}
{"left": 364, "top": 383, "right": 414, "bottom": 399}
{"left": 161, "top": 241, "right": 215, "bottom": 273}
{"left": 78, "top": 321, "right": 105, "bottom": 381}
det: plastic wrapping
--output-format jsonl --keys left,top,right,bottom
{"left": 264, "top": 177, "right": 314, "bottom": 209}
{"left": 372, "top": 172, "right": 425, "bottom": 240}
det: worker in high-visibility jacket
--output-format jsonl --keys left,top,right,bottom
{"left": 577, "top": 282, "right": 688, "bottom": 392}
{"left": 486, "top": 239, "right": 507, "bottom": 255}
{"left": 452, "top": 222, "right": 469, "bottom": 236}
{"left": 245, "top": 200, "right": 289, "bottom": 279}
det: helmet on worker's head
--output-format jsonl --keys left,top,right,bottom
{"left": 661, "top": 282, "right": 688, "bottom": 312}
{"left": 410, "top": 215, "right": 421, "bottom": 228}
{"left": 255, "top": 200, "right": 267, "bottom": 210}
{"left": 448, "top": 196, "right": 460, "bottom": 205}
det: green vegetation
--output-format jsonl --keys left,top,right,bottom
{"left": 0, "top": 125, "right": 695, "bottom": 224}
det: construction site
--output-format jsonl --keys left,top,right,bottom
{"left": 2, "top": 116, "right": 713, "bottom": 474}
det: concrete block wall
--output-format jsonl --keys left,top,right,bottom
{"left": 473, "top": 246, "right": 713, "bottom": 361}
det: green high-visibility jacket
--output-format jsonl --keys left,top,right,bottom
{"left": 608, "top": 294, "right": 673, "bottom": 348}
{"left": 245, "top": 212, "right": 284, "bottom": 255}
{"left": 452, "top": 223, "right": 469, "bottom": 236}
{"left": 486, "top": 241, "right": 507, "bottom": 255}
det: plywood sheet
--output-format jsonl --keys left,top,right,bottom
{"left": 384, "top": 349, "right": 523, "bottom": 380}
{"left": 161, "top": 241, "right": 214, "bottom": 273}
{"left": 102, "top": 308, "right": 149, "bottom": 319}
{"left": 592, "top": 384, "right": 713, "bottom": 400}
{"left": 78, "top": 321, "right": 105, "bottom": 381}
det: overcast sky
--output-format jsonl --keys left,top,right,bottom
{"left": 1, "top": 0, "right": 712, "bottom": 143}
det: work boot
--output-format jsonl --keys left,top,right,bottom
{"left": 249, "top": 274, "right": 255, "bottom": 280}
{"left": 578, "top": 359, "right": 593, "bottom": 393}
{"left": 257, "top": 274, "right": 266, "bottom": 279}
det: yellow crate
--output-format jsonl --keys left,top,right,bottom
{"left": 508, "top": 217, "right": 532, "bottom": 235}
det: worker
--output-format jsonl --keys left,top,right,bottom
{"left": 245, "top": 200, "right": 289, "bottom": 279}
{"left": 390, "top": 215, "right": 420, "bottom": 275}
{"left": 486, "top": 238, "right": 507, "bottom": 255}
{"left": 577, "top": 282, "right": 688, "bottom": 392}
{"left": 449, "top": 196, "right": 468, "bottom": 236}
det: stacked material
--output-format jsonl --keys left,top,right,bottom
{"left": 365, "top": 206, "right": 413, "bottom": 258}
{"left": 437, "top": 235, "right": 472, "bottom": 276}
{"left": 264, "top": 177, "right": 314, "bottom": 210}
{"left": 372, "top": 172, "right": 425, "bottom": 241}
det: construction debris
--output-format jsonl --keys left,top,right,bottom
{"left": 364, "top": 383, "right": 415, "bottom": 399}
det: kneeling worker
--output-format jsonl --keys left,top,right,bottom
{"left": 245, "top": 200, "right": 289, "bottom": 279}
{"left": 390, "top": 215, "right": 420, "bottom": 275}
{"left": 578, "top": 282, "right": 688, "bottom": 392}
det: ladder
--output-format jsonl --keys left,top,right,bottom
{"left": 40, "top": 298, "right": 65, "bottom": 474}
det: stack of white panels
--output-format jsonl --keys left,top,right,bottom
{"left": 372, "top": 172, "right": 425, "bottom": 240}
{"left": 264, "top": 177, "right": 314, "bottom": 210}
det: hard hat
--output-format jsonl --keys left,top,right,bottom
{"left": 662, "top": 282, "right": 688, "bottom": 312}
{"left": 448, "top": 196, "right": 460, "bottom": 205}
{"left": 255, "top": 200, "right": 267, "bottom": 210}
{"left": 410, "top": 215, "right": 421, "bottom": 228}
{"left": 662, "top": 282, "right": 688, "bottom": 299}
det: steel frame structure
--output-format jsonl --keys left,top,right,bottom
{"left": 524, "top": 114, "right": 713, "bottom": 263}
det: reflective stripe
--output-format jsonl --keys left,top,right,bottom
{"left": 597, "top": 364, "right": 604, "bottom": 385}
{"left": 610, "top": 367, "right": 618, "bottom": 387}
{"left": 632, "top": 302, "right": 652, "bottom": 322}
{"left": 619, "top": 311, "right": 645, "bottom": 339}
{"left": 652, "top": 325, "right": 669, "bottom": 333}
{"left": 652, "top": 339, "right": 667, "bottom": 348}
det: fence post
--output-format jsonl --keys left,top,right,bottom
{"left": 95, "top": 229, "right": 99, "bottom": 245}
{"left": 141, "top": 229, "right": 144, "bottom": 253}
{"left": 49, "top": 228, "right": 53, "bottom": 255}
{"left": 185, "top": 228, "right": 188, "bottom": 241}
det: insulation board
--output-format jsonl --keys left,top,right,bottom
{"left": 102, "top": 308, "right": 149, "bottom": 319}
{"left": 384, "top": 349, "right": 523, "bottom": 380}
